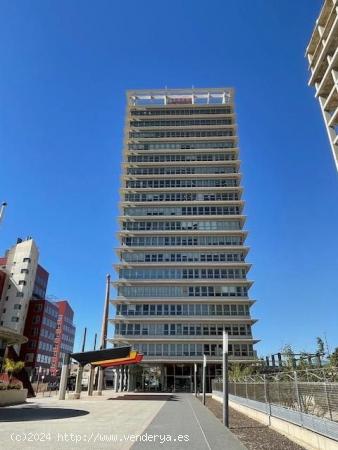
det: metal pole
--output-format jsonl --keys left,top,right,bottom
{"left": 0, "top": 202, "right": 7, "bottom": 225}
{"left": 97, "top": 274, "right": 111, "bottom": 394}
{"left": 81, "top": 327, "right": 87, "bottom": 353}
{"left": 194, "top": 363, "right": 197, "bottom": 397}
{"left": 36, "top": 366, "right": 42, "bottom": 395}
{"left": 93, "top": 333, "right": 97, "bottom": 351}
{"left": 202, "top": 354, "right": 206, "bottom": 405}
{"left": 222, "top": 331, "right": 229, "bottom": 427}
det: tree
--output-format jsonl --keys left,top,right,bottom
{"left": 3, "top": 358, "right": 24, "bottom": 384}
{"left": 281, "top": 344, "right": 296, "bottom": 369}
{"left": 316, "top": 337, "right": 325, "bottom": 355}
{"left": 330, "top": 348, "right": 338, "bottom": 368}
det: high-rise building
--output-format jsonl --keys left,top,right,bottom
{"left": 306, "top": 0, "right": 338, "bottom": 171}
{"left": 50, "top": 300, "right": 75, "bottom": 377}
{"left": 111, "top": 88, "right": 258, "bottom": 391}
{"left": 0, "top": 238, "right": 39, "bottom": 335}
{"left": 32, "top": 265, "right": 49, "bottom": 300}
{"left": 20, "top": 299, "right": 58, "bottom": 377}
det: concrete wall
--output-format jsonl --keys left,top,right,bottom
{"left": 212, "top": 392, "right": 338, "bottom": 450}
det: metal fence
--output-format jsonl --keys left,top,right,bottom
{"left": 213, "top": 368, "right": 338, "bottom": 423}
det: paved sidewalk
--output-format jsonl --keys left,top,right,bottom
{"left": 0, "top": 392, "right": 246, "bottom": 450}
{"left": 132, "top": 393, "right": 246, "bottom": 450}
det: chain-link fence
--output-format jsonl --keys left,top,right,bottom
{"left": 213, "top": 368, "right": 338, "bottom": 423}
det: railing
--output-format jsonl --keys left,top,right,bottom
{"left": 212, "top": 368, "right": 338, "bottom": 441}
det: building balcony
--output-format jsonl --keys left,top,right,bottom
{"left": 110, "top": 297, "right": 256, "bottom": 305}
{"left": 139, "top": 354, "right": 257, "bottom": 363}
{"left": 117, "top": 230, "right": 248, "bottom": 238}
{"left": 314, "top": 47, "right": 338, "bottom": 97}
{"left": 116, "top": 245, "right": 249, "bottom": 255}
{"left": 307, "top": 4, "right": 337, "bottom": 69}
{"left": 110, "top": 316, "right": 256, "bottom": 324}
{"left": 127, "top": 124, "right": 237, "bottom": 132}
{"left": 309, "top": 15, "right": 338, "bottom": 86}
{"left": 119, "top": 199, "right": 244, "bottom": 208}
{"left": 124, "top": 147, "right": 239, "bottom": 156}
{"left": 122, "top": 159, "right": 240, "bottom": 168}
{"left": 114, "top": 262, "right": 250, "bottom": 269}
{"left": 113, "top": 279, "right": 253, "bottom": 287}
{"left": 111, "top": 334, "right": 256, "bottom": 342}
{"left": 121, "top": 172, "right": 241, "bottom": 180}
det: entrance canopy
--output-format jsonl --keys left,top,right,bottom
{"left": 70, "top": 346, "right": 143, "bottom": 368}
{"left": 71, "top": 346, "right": 131, "bottom": 366}
{"left": 95, "top": 351, "right": 143, "bottom": 368}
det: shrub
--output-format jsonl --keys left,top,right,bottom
{"left": 7, "top": 383, "right": 22, "bottom": 390}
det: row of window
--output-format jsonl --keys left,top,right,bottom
{"left": 121, "top": 251, "right": 245, "bottom": 263}
{"left": 124, "top": 192, "right": 240, "bottom": 203}
{"left": 119, "top": 268, "right": 247, "bottom": 280}
{"left": 36, "top": 353, "right": 52, "bottom": 364}
{"left": 127, "top": 152, "right": 236, "bottom": 163}
{"left": 132, "top": 343, "right": 253, "bottom": 358}
{"left": 122, "top": 220, "right": 241, "bottom": 231}
{"left": 128, "top": 141, "right": 234, "bottom": 151}
{"left": 122, "top": 235, "right": 244, "bottom": 247}
{"left": 130, "top": 119, "right": 233, "bottom": 127}
{"left": 118, "top": 285, "right": 249, "bottom": 298}
{"left": 115, "top": 323, "right": 251, "bottom": 336}
{"left": 40, "top": 328, "right": 55, "bottom": 340}
{"left": 129, "top": 130, "right": 234, "bottom": 139}
{"left": 126, "top": 166, "right": 237, "bottom": 175}
{"left": 126, "top": 179, "right": 238, "bottom": 188}
{"left": 130, "top": 107, "right": 232, "bottom": 116}
{"left": 116, "top": 303, "right": 250, "bottom": 317}
{"left": 124, "top": 206, "right": 241, "bottom": 217}
{"left": 38, "top": 340, "right": 53, "bottom": 352}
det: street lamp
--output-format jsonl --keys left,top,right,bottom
{"left": 223, "top": 330, "right": 229, "bottom": 427}
{"left": 202, "top": 354, "right": 207, "bottom": 405}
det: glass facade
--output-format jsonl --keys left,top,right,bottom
{"left": 112, "top": 88, "right": 257, "bottom": 392}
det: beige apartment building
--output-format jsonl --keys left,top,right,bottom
{"left": 111, "top": 88, "right": 258, "bottom": 391}
{"left": 306, "top": 0, "right": 338, "bottom": 170}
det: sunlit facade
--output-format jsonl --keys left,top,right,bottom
{"left": 111, "top": 88, "right": 258, "bottom": 391}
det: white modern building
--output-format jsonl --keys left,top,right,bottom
{"left": 0, "top": 238, "right": 39, "bottom": 336}
{"left": 111, "top": 88, "right": 258, "bottom": 391}
{"left": 306, "top": 0, "right": 338, "bottom": 170}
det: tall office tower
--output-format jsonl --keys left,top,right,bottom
{"left": 306, "top": 0, "right": 338, "bottom": 171}
{"left": 112, "top": 88, "right": 258, "bottom": 391}
{"left": 0, "top": 238, "right": 38, "bottom": 336}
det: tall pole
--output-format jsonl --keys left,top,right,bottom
{"left": 223, "top": 330, "right": 229, "bottom": 427}
{"left": 81, "top": 327, "right": 87, "bottom": 353}
{"left": 0, "top": 202, "right": 7, "bottom": 225}
{"left": 194, "top": 363, "right": 197, "bottom": 397}
{"left": 202, "top": 354, "right": 206, "bottom": 405}
{"left": 97, "top": 274, "right": 111, "bottom": 394}
{"left": 93, "top": 333, "right": 97, "bottom": 351}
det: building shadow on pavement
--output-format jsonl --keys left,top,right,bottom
{"left": 0, "top": 405, "right": 89, "bottom": 422}
{"left": 108, "top": 394, "right": 178, "bottom": 401}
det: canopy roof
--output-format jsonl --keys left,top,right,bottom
{"left": 71, "top": 346, "right": 131, "bottom": 366}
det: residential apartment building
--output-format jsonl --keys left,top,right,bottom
{"left": 20, "top": 299, "right": 58, "bottom": 378}
{"left": 111, "top": 88, "right": 258, "bottom": 391}
{"left": 306, "top": 0, "right": 338, "bottom": 170}
{"left": 50, "top": 301, "right": 75, "bottom": 377}
{"left": 0, "top": 238, "right": 39, "bottom": 335}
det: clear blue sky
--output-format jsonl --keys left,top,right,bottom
{"left": 1, "top": 0, "right": 337, "bottom": 357}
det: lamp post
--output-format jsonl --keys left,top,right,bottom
{"left": 202, "top": 354, "right": 206, "bottom": 405}
{"left": 223, "top": 330, "right": 229, "bottom": 427}
{"left": 194, "top": 363, "right": 197, "bottom": 397}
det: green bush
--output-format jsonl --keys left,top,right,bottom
{"left": 7, "top": 383, "right": 21, "bottom": 390}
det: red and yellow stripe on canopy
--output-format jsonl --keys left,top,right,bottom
{"left": 91, "top": 351, "right": 143, "bottom": 368}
